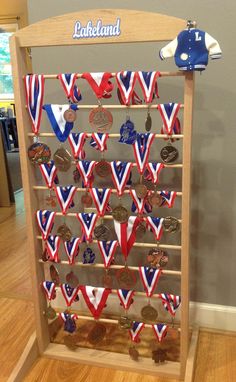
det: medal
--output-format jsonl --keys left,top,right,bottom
{"left": 146, "top": 248, "right": 169, "bottom": 268}
{"left": 64, "top": 334, "right": 78, "bottom": 350}
{"left": 73, "top": 168, "right": 81, "bottom": 184}
{"left": 50, "top": 265, "right": 60, "bottom": 285}
{"left": 94, "top": 224, "right": 111, "bottom": 241}
{"left": 43, "top": 104, "right": 77, "bottom": 142}
{"left": 116, "top": 71, "right": 137, "bottom": 105}
{"left": 160, "top": 191, "right": 177, "bottom": 208}
{"left": 102, "top": 271, "right": 113, "bottom": 288}
{"left": 114, "top": 216, "right": 140, "bottom": 259}
{"left": 139, "top": 267, "right": 162, "bottom": 297}
{"left": 146, "top": 216, "right": 164, "bottom": 241}
{"left": 90, "top": 132, "right": 109, "bottom": 152}
{"left": 80, "top": 285, "right": 111, "bottom": 319}
{"left": 89, "top": 106, "right": 113, "bottom": 132}
{"left": 28, "top": 142, "right": 51, "bottom": 164}
{"left": 81, "top": 191, "right": 93, "bottom": 208}
{"left": 24, "top": 74, "right": 45, "bottom": 135}
{"left": 87, "top": 322, "right": 106, "bottom": 345}
{"left": 110, "top": 161, "right": 133, "bottom": 196}
{"left": 64, "top": 237, "right": 80, "bottom": 264}
{"left": 54, "top": 185, "right": 76, "bottom": 214}
{"left": 81, "top": 72, "right": 113, "bottom": 99}
{"left": 141, "top": 305, "right": 158, "bottom": 321}
{"left": 152, "top": 324, "right": 168, "bottom": 343}
{"left": 94, "top": 160, "right": 111, "bottom": 178}
{"left": 145, "top": 110, "right": 152, "bottom": 132}
{"left": 119, "top": 315, "right": 133, "bottom": 330}
{"left": 97, "top": 240, "right": 118, "bottom": 268}
{"left": 160, "top": 143, "right": 179, "bottom": 164}
{"left": 116, "top": 266, "right": 137, "bottom": 289}
{"left": 136, "top": 220, "right": 147, "bottom": 238}
{"left": 45, "top": 235, "right": 61, "bottom": 263}
{"left": 58, "top": 73, "right": 82, "bottom": 103}
{"left": 89, "top": 188, "right": 112, "bottom": 217}
{"left": 159, "top": 293, "right": 181, "bottom": 316}
{"left": 157, "top": 103, "right": 181, "bottom": 135}
{"left": 132, "top": 133, "right": 155, "bottom": 175}
{"left": 77, "top": 160, "right": 96, "bottom": 187}
{"left": 53, "top": 147, "right": 72, "bottom": 172}
{"left": 68, "top": 132, "right": 87, "bottom": 160}
{"left": 118, "top": 118, "right": 137, "bottom": 145}
{"left": 57, "top": 223, "right": 72, "bottom": 241}
{"left": 60, "top": 283, "right": 80, "bottom": 307}
{"left": 36, "top": 210, "right": 56, "bottom": 240}
{"left": 152, "top": 348, "right": 167, "bottom": 363}
{"left": 148, "top": 191, "right": 163, "bottom": 207}
{"left": 45, "top": 305, "right": 57, "bottom": 320}
{"left": 39, "top": 161, "right": 58, "bottom": 188}
{"left": 63, "top": 108, "right": 77, "bottom": 122}
{"left": 60, "top": 312, "right": 78, "bottom": 333}
{"left": 66, "top": 271, "right": 79, "bottom": 288}
{"left": 82, "top": 247, "right": 96, "bottom": 264}
{"left": 77, "top": 213, "right": 98, "bottom": 242}
{"left": 112, "top": 205, "right": 129, "bottom": 223}
{"left": 129, "top": 346, "right": 139, "bottom": 361}
{"left": 137, "top": 71, "right": 160, "bottom": 104}
{"left": 134, "top": 183, "right": 148, "bottom": 199}
{"left": 41, "top": 247, "right": 49, "bottom": 262}
{"left": 163, "top": 216, "right": 180, "bottom": 233}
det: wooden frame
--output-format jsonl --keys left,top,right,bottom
{"left": 9, "top": 9, "right": 197, "bottom": 381}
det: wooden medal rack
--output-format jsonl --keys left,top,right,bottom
{"left": 9, "top": 9, "right": 198, "bottom": 382}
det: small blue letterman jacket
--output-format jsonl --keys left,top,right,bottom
{"left": 159, "top": 28, "right": 222, "bottom": 71}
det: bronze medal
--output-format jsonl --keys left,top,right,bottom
{"left": 152, "top": 348, "right": 167, "bottom": 363}
{"left": 95, "top": 160, "right": 111, "bottom": 178}
{"left": 148, "top": 192, "right": 163, "bottom": 207}
{"left": 145, "top": 112, "right": 152, "bottom": 132}
{"left": 136, "top": 221, "right": 146, "bottom": 238}
{"left": 160, "top": 144, "right": 179, "bottom": 164}
{"left": 63, "top": 108, "right": 77, "bottom": 123}
{"left": 116, "top": 267, "right": 137, "bottom": 289}
{"left": 53, "top": 147, "right": 72, "bottom": 172}
{"left": 134, "top": 183, "right": 148, "bottom": 199}
{"left": 87, "top": 323, "right": 106, "bottom": 345}
{"left": 94, "top": 224, "right": 111, "bottom": 241}
{"left": 89, "top": 107, "right": 113, "bottom": 132}
{"left": 141, "top": 304, "right": 158, "bottom": 321}
{"left": 64, "top": 334, "right": 78, "bottom": 350}
{"left": 118, "top": 316, "right": 133, "bottom": 330}
{"left": 49, "top": 264, "right": 60, "bottom": 286}
{"left": 66, "top": 271, "right": 79, "bottom": 288}
{"left": 112, "top": 205, "right": 129, "bottom": 223}
{"left": 159, "top": 253, "right": 169, "bottom": 268}
{"left": 45, "top": 194, "right": 57, "bottom": 207}
{"left": 57, "top": 223, "right": 72, "bottom": 241}
{"left": 28, "top": 142, "right": 51, "bottom": 164}
{"left": 73, "top": 168, "right": 81, "bottom": 183}
{"left": 81, "top": 192, "right": 93, "bottom": 207}
{"left": 45, "top": 305, "right": 57, "bottom": 320}
{"left": 163, "top": 216, "right": 180, "bottom": 233}
{"left": 102, "top": 273, "right": 113, "bottom": 288}
{"left": 129, "top": 346, "right": 139, "bottom": 361}
{"left": 41, "top": 248, "right": 49, "bottom": 262}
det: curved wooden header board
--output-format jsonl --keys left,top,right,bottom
{"left": 13, "top": 9, "right": 186, "bottom": 47}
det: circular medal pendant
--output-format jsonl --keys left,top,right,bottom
{"left": 159, "top": 253, "right": 169, "bottom": 268}
{"left": 66, "top": 271, "right": 79, "bottom": 288}
{"left": 63, "top": 108, "right": 77, "bottom": 122}
{"left": 49, "top": 265, "right": 60, "bottom": 286}
{"left": 73, "top": 168, "right": 81, "bottom": 183}
{"left": 41, "top": 248, "right": 49, "bottom": 262}
{"left": 160, "top": 144, "right": 179, "bottom": 164}
{"left": 64, "top": 334, "right": 78, "bottom": 350}
{"left": 95, "top": 160, "right": 111, "bottom": 178}
{"left": 129, "top": 346, "right": 139, "bottom": 361}
{"left": 81, "top": 192, "right": 93, "bottom": 207}
{"left": 45, "top": 305, "right": 57, "bottom": 320}
{"left": 102, "top": 273, "right": 113, "bottom": 288}
{"left": 53, "top": 147, "right": 72, "bottom": 172}
{"left": 136, "top": 221, "right": 146, "bottom": 239}
{"left": 28, "top": 142, "right": 51, "bottom": 164}
{"left": 147, "top": 248, "right": 168, "bottom": 268}
{"left": 89, "top": 107, "right": 113, "bottom": 132}
{"left": 141, "top": 304, "right": 158, "bottom": 321}
{"left": 88, "top": 323, "right": 107, "bottom": 345}
{"left": 148, "top": 192, "right": 163, "bottom": 207}
{"left": 152, "top": 348, "right": 167, "bottom": 363}
{"left": 94, "top": 224, "right": 111, "bottom": 241}
{"left": 57, "top": 224, "right": 72, "bottom": 241}
{"left": 116, "top": 267, "right": 137, "bottom": 289}
{"left": 163, "top": 216, "right": 180, "bottom": 233}
{"left": 112, "top": 205, "right": 129, "bottom": 223}
{"left": 134, "top": 183, "right": 148, "bottom": 199}
{"left": 118, "top": 316, "right": 133, "bottom": 330}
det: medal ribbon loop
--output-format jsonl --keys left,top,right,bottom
{"left": 146, "top": 163, "right": 164, "bottom": 184}
{"left": 24, "top": 74, "right": 45, "bottom": 135}
{"left": 137, "top": 71, "right": 160, "bottom": 103}
{"left": 160, "top": 191, "right": 177, "bottom": 208}
{"left": 129, "top": 321, "right": 145, "bottom": 343}
{"left": 77, "top": 160, "right": 96, "bottom": 188}
{"left": 132, "top": 133, "right": 155, "bottom": 175}
{"left": 60, "top": 283, "right": 80, "bottom": 307}
{"left": 145, "top": 216, "right": 164, "bottom": 241}
{"left": 152, "top": 324, "right": 168, "bottom": 342}
{"left": 54, "top": 185, "right": 76, "bottom": 214}
{"left": 97, "top": 240, "right": 118, "bottom": 268}
{"left": 64, "top": 237, "right": 80, "bottom": 265}
{"left": 90, "top": 133, "right": 109, "bottom": 152}
{"left": 77, "top": 213, "right": 98, "bottom": 242}
{"left": 36, "top": 210, "right": 56, "bottom": 240}
{"left": 116, "top": 71, "right": 137, "bottom": 105}
{"left": 45, "top": 235, "right": 61, "bottom": 263}
{"left": 110, "top": 161, "right": 133, "bottom": 196}
{"left": 81, "top": 72, "right": 113, "bottom": 99}
{"left": 129, "top": 189, "right": 149, "bottom": 215}
{"left": 89, "top": 188, "right": 112, "bottom": 217}
{"left": 43, "top": 104, "right": 77, "bottom": 142}
{"left": 80, "top": 285, "right": 111, "bottom": 319}
{"left": 57, "top": 73, "right": 82, "bottom": 103}
{"left": 117, "top": 289, "right": 135, "bottom": 310}
{"left": 113, "top": 216, "right": 140, "bottom": 259}
{"left": 159, "top": 293, "right": 181, "bottom": 316}
{"left": 139, "top": 267, "right": 162, "bottom": 297}
{"left": 157, "top": 103, "right": 181, "bottom": 135}
{"left": 39, "top": 161, "right": 58, "bottom": 189}
{"left": 68, "top": 132, "right": 87, "bottom": 160}
{"left": 42, "top": 281, "right": 56, "bottom": 301}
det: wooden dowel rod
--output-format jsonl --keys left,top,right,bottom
{"left": 38, "top": 259, "right": 181, "bottom": 275}
{"left": 33, "top": 185, "right": 183, "bottom": 196}
{"left": 26, "top": 104, "right": 184, "bottom": 110}
{"left": 28, "top": 132, "right": 184, "bottom": 138}
{"left": 37, "top": 235, "right": 182, "bottom": 250}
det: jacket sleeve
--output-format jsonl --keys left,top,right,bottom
{"left": 205, "top": 33, "right": 222, "bottom": 59}
{"left": 159, "top": 37, "right": 178, "bottom": 60}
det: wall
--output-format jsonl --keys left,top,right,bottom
{"left": 27, "top": 0, "right": 235, "bottom": 307}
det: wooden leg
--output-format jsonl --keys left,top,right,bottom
{"left": 184, "top": 328, "right": 199, "bottom": 382}
{"left": 7, "top": 332, "right": 39, "bottom": 382}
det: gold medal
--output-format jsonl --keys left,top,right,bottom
{"left": 53, "top": 147, "right": 72, "bottom": 172}
{"left": 112, "top": 205, "right": 129, "bottom": 223}
{"left": 141, "top": 304, "right": 158, "bottom": 321}
{"left": 57, "top": 223, "right": 72, "bottom": 241}
{"left": 163, "top": 216, "right": 180, "bottom": 233}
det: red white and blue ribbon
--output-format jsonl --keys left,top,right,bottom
{"left": 110, "top": 161, "right": 133, "bottom": 196}
{"left": 116, "top": 71, "right": 137, "bottom": 105}
{"left": 80, "top": 285, "right": 111, "bottom": 319}
{"left": 157, "top": 103, "right": 181, "bottom": 135}
{"left": 117, "top": 289, "right": 135, "bottom": 310}
{"left": 77, "top": 213, "right": 98, "bottom": 242}
{"left": 129, "top": 321, "right": 145, "bottom": 343}
{"left": 97, "top": 240, "right": 118, "bottom": 268}
{"left": 137, "top": 71, "right": 160, "bottom": 103}
{"left": 36, "top": 210, "right": 56, "bottom": 240}
{"left": 59, "top": 312, "right": 78, "bottom": 323}
{"left": 64, "top": 237, "right": 80, "bottom": 265}
{"left": 39, "top": 161, "right": 58, "bottom": 189}
{"left": 159, "top": 294, "right": 181, "bottom": 317}
{"left": 81, "top": 72, "right": 113, "bottom": 99}
{"left": 139, "top": 267, "right": 162, "bottom": 297}
{"left": 90, "top": 133, "right": 109, "bottom": 152}
{"left": 68, "top": 132, "right": 87, "bottom": 160}
{"left": 76, "top": 160, "right": 96, "bottom": 188}
{"left": 131, "top": 200, "right": 152, "bottom": 214}
{"left": 146, "top": 163, "right": 164, "bottom": 184}
{"left": 113, "top": 216, "right": 140, "bottom": 259}
{"left": 57, "top": 73, "right": 82, "bottom": 103}
{"left": 132, "top": 133, "right": 155, "bottom": 175}
{"left": 43, "top": 104, "right": 77, "bottom": 142}
{"left": 45, "top": 235, "right": 61, "bottom": 263}
{"left": 146, "top": 217, "right": 164, "bottom": 241}
{"left": 24, "top": 74, "right": 45, "bottom": 135}
{"left": 54, "top": 185, "right": 76, "bottom": 214}
{"left": 42, "top": 281, "right": 56, "bottom": 301}
{"left": 60, "top": 283, "right": 80, "bottom": 307}
{"left": 89, "top": 188, "right": 112, "bottom": 216}
{"left": 129, "top": 189, "right": 149, "bottom": 215}
{"left": 160, "top": 191, "right": 177, "bottom": 208}
{"left": 152, "top": 324, "right": 168, "bottom": 342}
{"left": 161, "top": 118, "right": 181, "bottom": 141}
